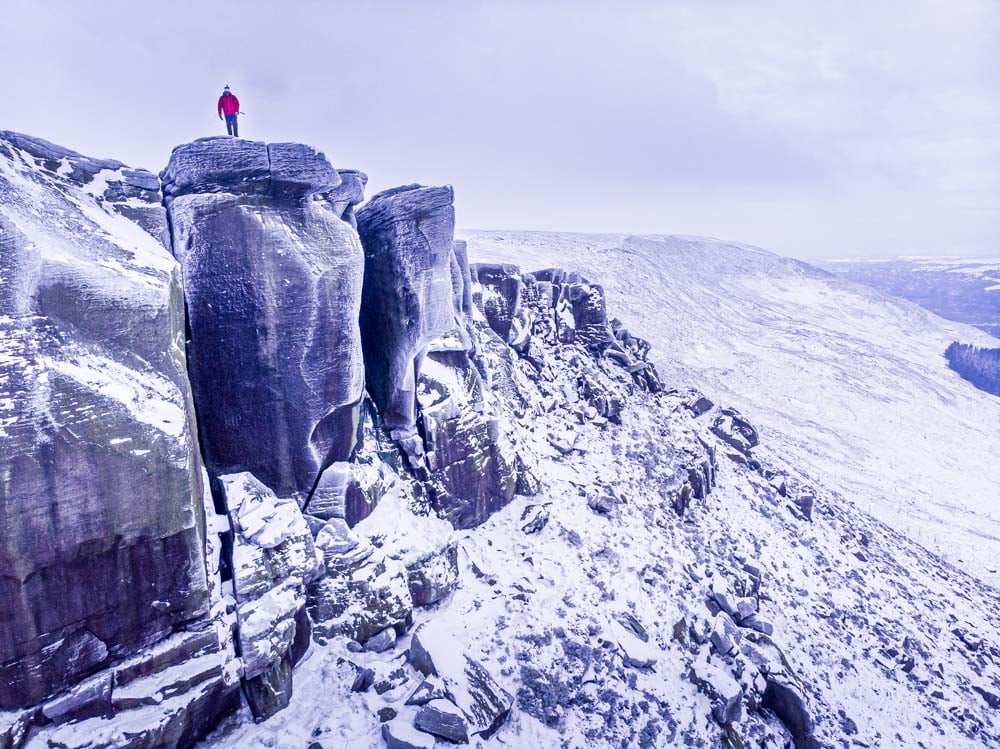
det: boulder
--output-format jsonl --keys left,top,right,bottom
{"left": 365, "top": 627, "right": 398, "bottom": 654}
{"left": 351, "top": 665, "right": 375, "bottom": 693}
{"left": 762, "top": 678, "right": 820, "bottom": 749}
{"left": 405, "top": 677, "right": 451, "bottom": 707}
{"left": 352, "top": 491, "right": 460, "bottom": 608}
{"left": 405, "top": 541, "right": 459, "bottom": 608}
{"left": 0, "top": 132, "right": 211, "bottom": 710}
{"left": 612, "top": 617, "right": 659, "bottom": 670}
{"left": 163, "top": 137, "right": 365, "bottom": 500}
{"left": 710, "top": 408, "right": 760, "bottom": 455}
{"left": 409, "top": 622, "right": 512, "bottom": 737}
{"left": 692, "top": 654, "right": 744, "bottom": 726}
{"left": 793, "top": 491, "right": 815, "bottom": 521}
{"left": 710, "top": 613, "right": 741, "bottom": 656}
{"left": 520, "top": 504, "right": 550, "bottom": 534}
{"left": 414, "top": 700, "right": 470, "bottom": 744}
{"left": 307, "top": 540, "right": 413, "bottom": 644}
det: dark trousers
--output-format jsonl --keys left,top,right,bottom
{"left": 225, "top": 114, "right": 239, "bottom": 137}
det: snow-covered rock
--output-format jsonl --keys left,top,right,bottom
{"left": 357, "top": 185, "right": 520, "bottom": 528}
{"left": 218, "top": 472, "right": 321, "bottom": 719}
{"left": 0, "top": 132, "right": 213, "bottom": 721}
{"left": 354, "top": 491, "right": 460, "bottom": 608}
{"left": 409, "top": 620, "right": 513, "bottom": 737}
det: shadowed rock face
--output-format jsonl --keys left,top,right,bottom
{"left": 357, "top": 186, "right": 517, "bottom": 528}
{"left": 0, "top": 133, "right": 209, "bottom": 709}
{"left": 357, "top": 184, "right": 461, "bottom": 436}
{"left": 163, "top": 137, "right": 366, "bottom": 499}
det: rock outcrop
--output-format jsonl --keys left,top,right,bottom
{"left": 0, "top": 132, "right": 217, "bottom": 725}
{"left": 218, "top": 473, "right": 323, "bottom": 718}
{"left": 162, "top": 137, "right": 366, "bottom": 500}
{"left": 357, "top": 185, "right": 518, "bottom": 528}
{"left": 472, "top": 263, "right": 662, "bottom": 392}
{"left": 0, "top": 134, "right": 247, "bottom": 749}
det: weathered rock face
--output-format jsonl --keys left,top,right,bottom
{"left": 472, "top": 263, "right": 663, "bottom": 392}
{"left": 162, "top": 137, "right": 366, "bottom": 499}
{"left": 0, "top": 133, "right": 211, "bottom": 710}
{"left": 357, "top": 184, "right": 463, "bottom": 436}
{"left": 219, "top": 472, "right": 323, "bottom": 719}
{"left": 357, "top": 185, "right": 518, "bottom": 528}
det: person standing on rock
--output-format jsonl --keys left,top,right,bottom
{"left": 217, "top": 85, "right": 241, "bottom": 137}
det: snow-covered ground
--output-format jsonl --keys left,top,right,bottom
{"left": 204, "top": 235, "right": 1000, "bottom": 748}
{"left": 460, "top": 231, "right": 1000, "bottom": 582}
{"left": 207, "top": 337, "right": 1000, "bottom": 748}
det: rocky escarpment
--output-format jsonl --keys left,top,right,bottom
{"left": 6, "top": 133, "right": 997, "bottom": 749}
{"left": 0, "top": 133, "right": 738, "bottom": 748}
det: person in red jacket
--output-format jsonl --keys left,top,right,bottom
{"left": 218, "top": 85, "right": 241, "bottom": 137}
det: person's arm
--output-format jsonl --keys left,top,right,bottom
{"left": 233, "top": 96, "right": 240, "bottom": 114}
{"left": 218, "top": 97, "right": 224, "bottom": 119}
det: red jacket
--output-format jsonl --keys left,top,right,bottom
{"left": 218, "top": 93, "right": 240, "bottom": 117}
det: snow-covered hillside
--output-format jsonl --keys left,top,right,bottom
{"left": 206, "top": 232, "right": 1000, "bottom": 749}
{"left": 460, "top": 232, "right": 1000, "bottom": 581}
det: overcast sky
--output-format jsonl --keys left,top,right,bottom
{"left": 1, "top": 0, "right": 997, "bottom": 259}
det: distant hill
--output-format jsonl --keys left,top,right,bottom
{"left": 821, "top": 257, "right": 1000, "bottom": 338}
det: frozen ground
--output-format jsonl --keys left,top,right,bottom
{"left": 461, "top": 231, "right": 1000, "bottom": 582}
{"left": 207, "top": 364, "right": 1000, "bottom": 748}
{"left": 204, "top": 237, "right": 1000, "bottom": 747}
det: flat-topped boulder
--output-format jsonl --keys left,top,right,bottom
{"left": 160, "top": 137, "right": 341, "bottom": 201}
{"left": 163, "top": 138, "right": 365, "bottom": 499}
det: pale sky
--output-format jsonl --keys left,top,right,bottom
{"left": 1, "top": 0, "right": 997, "bottom": 259}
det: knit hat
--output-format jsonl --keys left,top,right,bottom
{"left": 223, "top": 85, "right": 231, "bottom": 92}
